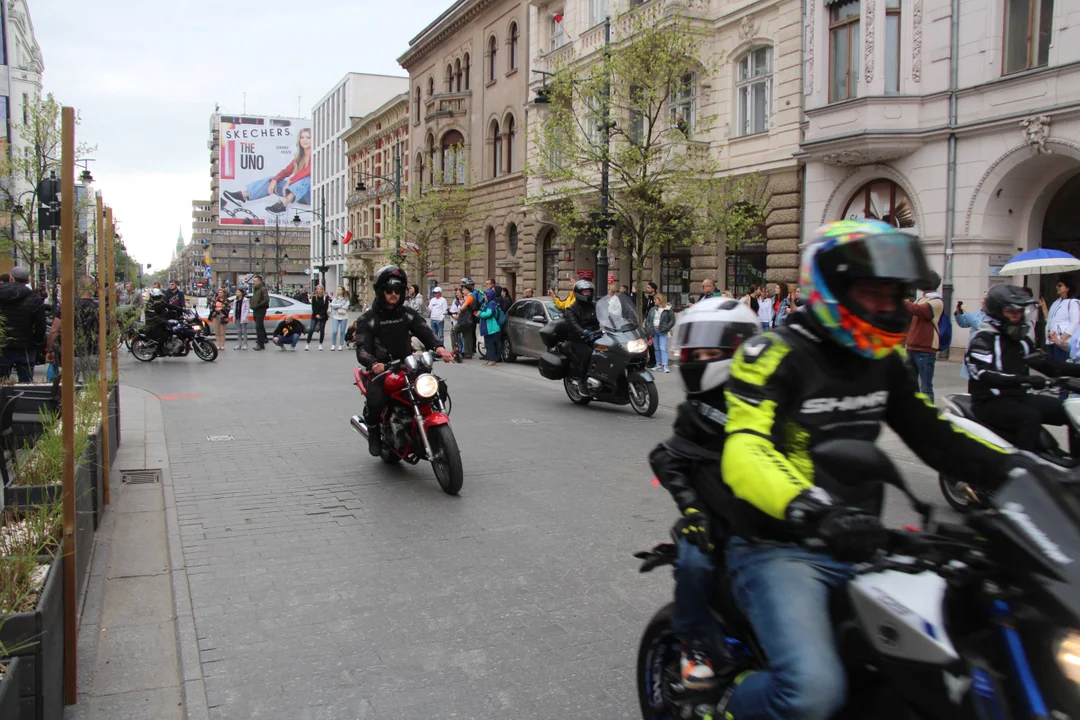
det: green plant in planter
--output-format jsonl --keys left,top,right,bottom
{"left": 0, "top": 502, "right": 60, "bottom": 654}
{"left": 10, "top": 406, "right": 90, "bottom": 488}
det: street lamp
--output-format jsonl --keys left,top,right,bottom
{"left": 292, "top": 203, "right": 337, "bottom": 290}
{"left": 354, "top": 143, "right": 403, "bottom": 255}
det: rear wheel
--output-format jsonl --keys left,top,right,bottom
{"left": 563, "top": 377, "right": 592, "bottom": 405}
{"left": 130, "top": 339, "right": 157, "bottom": 362}
{"left": 193, "top": 339, "right": 218, "bottom": 362}
{"left": 428, "top": 423, "right": 463, "bottom": 495}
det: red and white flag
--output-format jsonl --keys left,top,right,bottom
{"left": 553, "top": 12, "right": 563, "bottom": 22}
{"left": 339, "top": 229, "right": 353, "bottom": 245}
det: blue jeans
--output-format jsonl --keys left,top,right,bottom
{"left": 331, "top": 317, "right": 347, "bottom": 345}
{"left": 673, "top": 538, "right": 715, "bottom": 643}
{"left": 430, "top": 319, "right": 445, "bottom": 344}
{"left": 246, "top": 176, "right": 311, "bottom": 206}
{"left": 1048, "top": 344, "right": 1070, "bottom": 398}
{"left": 908, "top": 350, "right": 936, "bottom": 402}
{"left": 273, "top": 333, "right": 300, "bottom": 348}
{"left": 652, "top": 329, "right": 668, "bottom": 367}
{"left": 485, "top": 331, "right": 501, "bottom": 361}
{"left": 726, "top": 539, "right": 855, "bottom": 720}
{"left": 0, "top": 349, "right": 34, "bottom": 382}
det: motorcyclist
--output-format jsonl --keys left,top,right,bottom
{"left": 355, "top": 265, "right": 454, "bottom": 456}
{"left": 144, "top": 287, "right": 170, "bottom": 348}
{"left": 648, "top": 297, "right": 760, "bottom": 690}
{"left": 717, "top": 219, "right": 1023, "bottom": 720}
{"left": 965, "top": 283, "right": 1080, "bottom": 452}
{"left": 562, "top": 279, "right": 600, "bottom": 391}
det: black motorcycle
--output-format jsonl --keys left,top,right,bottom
{"left": 131, "top": 315, "right": 217, "bottom": 362}
{"left": 636, "top": 439, "right": 1080, "bottom": 720}
{"left": 538, "top": 293, "right": 658, "bottom": 416}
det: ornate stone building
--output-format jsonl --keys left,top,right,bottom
{"left": 525, "top": 0, "right": 804, "bottom": 305}
{"left": 398, "top": 0, "right": 535, "bottom": 296}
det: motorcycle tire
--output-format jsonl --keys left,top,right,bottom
{"left": 939, "top": 474, "right": 983, "bottom": 513}
{"left": 193, "top": 339, "right": 218, "bottom": 362}
{"left": 428, "top": 423, "right": 463, "bottom": 495}
{"left": 629, "top": 379, "right": 659, "bottom": 417}
{"left": 130, "top": 339, "right": 157, "bottom": 362}
{"left": 563, "top": 377, "right": 592, "bottom": 405}
{"left": 637, "top": 603, "right": 685, "bottom": 719}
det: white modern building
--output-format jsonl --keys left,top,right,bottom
{"left": 311, "top": 73, "right": 409, "bottom": 291}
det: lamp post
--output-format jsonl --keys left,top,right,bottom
{"left": 292, "top": 199, "right": 337, "bottom": 290}
{"left": 354, "top": 143, "right": 402, "bottom": 255}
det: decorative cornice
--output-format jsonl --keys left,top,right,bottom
{"left": 398, "top": 0, "right": 503, "bottom": 69}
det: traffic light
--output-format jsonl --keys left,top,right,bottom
{"left": 36, "top": 175, "right": 60, "bottom": 229}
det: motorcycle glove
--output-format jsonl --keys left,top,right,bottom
{"left": 1025, "top": 375, "right": 1049, "bottom": 390}
{"left": 672, "top": 506, "right": 713, "bottom": 552}
{"left": 817, "top": 507, "right": 888, "bottom": 563}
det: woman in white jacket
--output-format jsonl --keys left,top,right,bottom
{"left": 232, "top": 288, "right": 251, "bottom": 350}
{"left": 329, "top": 286, "right": 350, "bottom": 351}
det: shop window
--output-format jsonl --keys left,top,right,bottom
{"left": 543, "top": 231, "right": 560, "bottom": 293}
{"left": 661, "top": 244, "right": 691, "bottom": 310}
{"left": 725, "top": 221, "right": 767, "bottom": 299}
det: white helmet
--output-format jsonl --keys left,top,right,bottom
{"left": 674, "top": 297, "right": 761, "bottom": 400}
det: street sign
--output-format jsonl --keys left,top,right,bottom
{"left": 608, "top": 272, "right": 615, "bottom": 285}
{"left": 576, "top": 269, "right": 594, "bottom": 280}
{"left": 204, "top": 266, "right": 212, "bottom": 278}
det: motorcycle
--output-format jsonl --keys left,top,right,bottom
{"left": 537, "top": 293, "right": 658, "bottom": 417}
{"left": 130, "top": 314, "right": 218, "bottom": 362}
{"left": 940, "top": 375, "right": 1080, "bottom": 511}
{"left": 635, "top": 438, "right": 1080, "bottom": 720}
{"left": 349, "top": 350, "right": 463, "bottom": 495}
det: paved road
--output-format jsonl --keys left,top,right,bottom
{"left": 116, "top": 346, "right": 970, "bottom": 719}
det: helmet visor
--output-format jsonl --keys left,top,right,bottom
{"left": 674, "top": 321, "right": 760, "bottom": 352}
{"left": 817, "top": 232, "right": 935, "bottom": 287}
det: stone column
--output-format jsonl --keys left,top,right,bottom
{"left": 765, "top": 171, "right": 803, "bottom": 285}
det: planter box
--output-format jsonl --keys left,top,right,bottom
{"left": 87, "top": 429, "right": 105, "bottom": 530}
{"left": 3, "top": 386, "right": 57, "bottom": 446}
{"left": 0, "top": 655, "right": 28, "bottom": 720}
{"left": 107, "top": 385, "right": 119, "bottom": 464}
{"left": 0, "top": 559, "right": 64, "bottom": 720}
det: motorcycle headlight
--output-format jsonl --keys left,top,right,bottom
{"left": 404, "top": 355, "right": 419, "bottom": 372}
{"left": 1056, "top": 631, "right": 1080, "bottom": 685}
{"left": 414, "top": 373, "right": 439, "bottom": 398}
{"left": 627, "top": 338, "right": 648, "bottom": 354}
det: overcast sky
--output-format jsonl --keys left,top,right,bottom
{"left": 33, "top": 0, "right": 450, "bottom": 271}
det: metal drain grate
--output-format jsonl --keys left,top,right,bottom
{"left": 206, "top": 435, "right": 234, "bottom": 442}
{"left": 121, "top": 469, "right": 162, "bottom": 485}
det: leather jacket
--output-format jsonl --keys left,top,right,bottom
{"left": 564, "top": 300, "right": 599, "bottom": 340}
{"left": 354, "top": 301, "right": 442, "bottom": 369}
{"left": 649, "top": 400, "right": 730, "bottom": 521}
{"left": 965, "top": 319, "right": 1080, "bottom": 403}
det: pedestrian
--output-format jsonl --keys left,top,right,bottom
{"left": 448, "top": 289, "right": 464, "bottom": 354}
{"left": 457, "top": 279, "right": 481, "bottom": 359}
{"left": 271, "top": 315, "right": 305, "bottom": 351}
{"left": 642, "top": 281, "right": 658, "bottom": 366}
{"left": 1045, "top": 275, "right": 1079, "bottom": 364}
{"left": 164, "top": 279, "right": 186, "bottom": 310}
{"left": 903, "top": 271, "right": 945, "bottom": 402}
{"left": 306, "top": 284, "right": 329, "bottom": 350}
{"left": 549, "top": 286, "right": 575, "bottom": 310}
{"left": 330, "top": 286, "right": 349, "bottom": 351}
{"left": 428, "top": 286, "right": 448, "bottom": 345}
{"left": 757, "top": 284, "right": 775, "bottom": 331}
{"left": 232, "top": 288, "right": 251, "bottom": 350}
{"left": 645, "top": 292, "right": 675, "bottom": 372}
{"left": 478, "top": 288, "right": 504, "bottom": 366}
{"left": 498, "top": 286, "right": 513, "bottom": 312}
{"left": 523, "top": 287, "right": 535, "bottom": 298}
{"left": 0, "top": 266, "right": 45, "bottom": 382}
{"left": 208, "top": 288, "right": 229, "bottom": 351}
{"left": 405, "top": 283, "right": 425, "bottom": 314}
{"left": 792, "top": 284, "right": 805, "bottom": 307}
{"left": 772, "top": 281, "right": 793, "bottom": 326}
{"left": 740, "top": 283, "right": 760, "bottom": 314}
{"left": 955, "top": 292, "right": 988, "bottom": 380}
{"left": 250, "top": 275, "right": 269, "bottom": 350}
{"left": 699, "top": 278, "right": 719, "bottom": 302}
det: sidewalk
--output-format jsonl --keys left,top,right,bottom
{"left": 64, "top": 386, "right": 206, "bottom": 720}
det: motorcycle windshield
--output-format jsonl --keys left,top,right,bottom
{"left": 596, "top": 294, "right": 640, "bottom": 332}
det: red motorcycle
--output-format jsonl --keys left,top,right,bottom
{"left": 350, "top": 351, "right": 464, "bottom": 495}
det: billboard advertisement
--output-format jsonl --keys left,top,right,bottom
{"left": 218, "top": 115, "right": 312, "bottom": 227}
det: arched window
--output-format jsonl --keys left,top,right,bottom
{"left": 491, "top": 120, "right": 502, "bottom": 178}
{"left": 488, "top": 36, "right": 498, "bottom": 82}
{"left": 542, "top": 230, "right": 560, "bottom": 293}
{"left": 463, "top": 53, "right": 471, "bottom": 90}
{"left": 505, "top": 115, "right": 516, "bottom": 173}
{"left": 426, "top": 134, "right": 436, "bottom": 185}
{"left": 669, "top": 72, "right": 696, "bottom": 138}
{"left": 414, "top": 87, "right": 421, "bottom": 123}
{"left": 415, "top": 152, "right": 425, "bottom": 192}
{"left": 842, "top": 179, "right": 916, "bottom": 230}
{"left": 455, "top": 58, "right": 462, "bottom": 92}
{"left": 487, "top": 226, "right": 497, "bottom": 278}
{"left": 445, "top": 64, "right": 454, "bottom": 92}
{"left": 736, "top": 47, "right": 772, "bottom": 137}
{"left": 507, "top": 222, "right": 519, "bottom": 256}
{"left": 509, "top": 22, "right": 519, "bottom": 70}
{"left": 428, "top": 77, "right": 434, "bottom": 96}
{"left": 441, "top": 129, "right": 466, "bottom": 185}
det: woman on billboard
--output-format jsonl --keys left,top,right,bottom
{"left": 222, "top": 128, "right": 312, "bottom": 215}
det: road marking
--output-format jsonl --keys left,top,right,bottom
{"left": 157, "top": 394, "right": 200, "bottom": 400}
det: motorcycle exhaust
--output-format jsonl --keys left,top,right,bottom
{"left": 349, "top": 415, "right": 369, "bottom": 438}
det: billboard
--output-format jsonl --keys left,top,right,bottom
{"left": 218, "top": 115, "right": 312, "bottom": 228}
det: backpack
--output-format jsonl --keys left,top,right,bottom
{"left": 470, "top": 290, "right": 485, "bottom": 317}
{"left": 493, "top": 304, "right": 507, "bottom": 328}
{"left": 937, "top": 305, "right": 952, "bottom": 351}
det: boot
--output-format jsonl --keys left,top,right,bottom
{"left": 367, "top": 422, "right": 383, "bottom": 457}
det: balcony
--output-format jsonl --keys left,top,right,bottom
{"left": 537, "top": 41, "right": 574, "bottom": 74}
{"left": 800, "top": 95, "right": 944, "bottom": 166}
{"left": 424, "top": 91, "right": 470, "bottom": 123}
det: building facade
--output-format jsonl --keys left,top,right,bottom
{"left": 525, "top": 0, "right": 804, "bottom": 304}
{"left": 342, "top": 93, "right": 410, "bottom": 305}
{"left": 801, "top": 0, "right": 1080, "bottom": 335}
{"left": 310, "top": 73, "right": 409, "bottom": 292}
{"left": 398, "top": 0, "right": 535, "bottom": 297}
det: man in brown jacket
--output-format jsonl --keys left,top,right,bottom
{"left": 904, "top": 271, "right": 944, "bottom": 402}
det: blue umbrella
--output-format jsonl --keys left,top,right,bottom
{"left": 998, "top": 248, "right": 1080, "bottom": 276}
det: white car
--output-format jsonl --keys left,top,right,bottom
{"left": 195, "top": 293, "right": 314, "bottom": 337}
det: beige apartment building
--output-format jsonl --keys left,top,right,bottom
{"left": 398, "top": 0, "right": 535, "bottom": 296}
{"left": 342, "top": 93, "right": 411, "bottom": 304}
{"left": 526, "top": 0, "right": 804, "bottom": 305}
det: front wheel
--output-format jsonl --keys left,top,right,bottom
{"left": 563, "top": 377, "right": 592, "bottom": 405}
{"left": 427, "top": 423, "right": 463, "bottom": 495}
{"left": 629, "top": 378, "right": 659, "bottom": 417}
{"left": 193, "top": 339, "right": 218, "bottom": 362}
{"left": 130, "top": 338, "right": 157, "bottom": 362}
{"left": 637, "top": 604, "right": 684, "bottom": 719}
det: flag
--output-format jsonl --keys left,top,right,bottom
{"left": 339, "top": 229, "right": 353, "bottom": 245}
{"left": 553, "top": 12, "right": 563, "bottom": 22}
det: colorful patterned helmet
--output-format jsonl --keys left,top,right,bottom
{"left": 801, "top": 219, "right": 934, "bottom": 360}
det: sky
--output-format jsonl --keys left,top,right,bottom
{"left": 32, "top": 0, "right": 452, "bottom": 271}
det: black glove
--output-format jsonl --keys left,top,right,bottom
{"left": 1026, "top": 375, "right": 1048, "bottom": 389}
{"left": 585, "top": 331, "right": 599, "bottom": 343}
{"left": 672, "top": 506, "right": 713, "bottom": 552}
{"left": 817, "top": 507, "right": 887, "bottom": 562}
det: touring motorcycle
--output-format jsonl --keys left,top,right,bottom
{"left": 349, "top": 351, "right": 463, "bottom": 495}
{"left": 130, "top": 313, "right": 217, "bottom": 362}
{"left": 636, "top": 439, "right": 1080, "bottom": 720}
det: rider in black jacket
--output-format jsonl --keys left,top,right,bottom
{"left": 965, "top": 283, "right": 1080, "bottom": 451}
{"left": 563, "top": 279, "right": 600, "bottom": 390}
{"left": 355, "top": 266, "right": 453, "bottom": 456}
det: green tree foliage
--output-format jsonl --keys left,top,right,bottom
{"left": 384, "top": 175, "right": 475, "bottom": 282}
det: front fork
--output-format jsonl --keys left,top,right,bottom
{"left": 411, "top": 402, "right": 435, "bottom": 460}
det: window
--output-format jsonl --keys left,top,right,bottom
{"left": 509, "top": 22, "right": 519, "bottom": 70}
{"left": 441, "top": 130, "right": 466, "bottom": 185}
{"left": 883, "top": 0, "right": 902, "bottom": 91}
{"left": 427, "top": 135, "right": 437, "bottom": 185}
{"left": 506, "top": 115, "right": 516, "bottom": 172}
{"left": 628, "top": 85, "right": 645, "bottom": 145}
{"left": 842, "top": 179, "right": 916, "bottom": 230}
{"left": 487, "top": 227, "right": 497, "bottom": 278}
{"left": 830, "top": 0, "right": 861, "bottom": 102}
{"left": 507, "top": 222, "right": 519, "bottom": 256}
{"left": 669, "top": 72, "right": 696, "bottom": 137}
{"left": 488, "top": 36, "right": 498, "bottom": 82}
{"left": 455, "top": 59, "right": 462, "bottom": 91}
{"left": 464, "top": 54, "right": 471, "bottom": 90}
{"left": 428, "top": 77, "right": 435, "bottom": 96}
{"left": 445, "top": 64, "right": 454, "bottom": 92}
{"left": 1003, "top": 0, "right": 1053, "bottom": 74}
{"left": 737, "top": 47, "right": 772, "bottom": 136}
{"left": 589, "top": 0, "right": 608, "bottom": 26}
{"left": 492, "top": 120, "right": 503, "bottom": 177}
{"left": 550, "top": 11, "right": 566, "bottom": 51}
{"left": 542, "top": 230, "right": 560, "bottom": 293}
{"left": 660, "top": 243, "right": 691, "bottom": 310}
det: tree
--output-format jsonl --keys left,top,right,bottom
{"left": 529, "top": 11, "right": 768, "bottom": 313}
{"left": 383, "top": 177, "right": 475, "bottom": 284}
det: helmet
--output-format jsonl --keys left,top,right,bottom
{"left": 461, "top": 277, "right": 475, "bottom": 289}
{"left": 674, "top": 297, "right": 760, "bottom": 401}
{"left": 572, "top": 279, "right": 595, "bottom": 305}
{"left": 802, "top": 219, "right": 935, "bottom": 360}
{"left": 985, "top": 284, "right": 1035, "bottom": 342}
{"left": 148, "top": 288, "right": 164, "bottom": 299}
{"left": 373, "top": 265, "right": 408, "bottom": 308}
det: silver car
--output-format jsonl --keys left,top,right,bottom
{"left": 498, "top": 298, "right": 562, "bottom": 361}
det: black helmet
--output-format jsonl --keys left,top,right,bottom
{"left": 373, "top": 265, "right": 408, "bottom": 308}
{"left": 573, "top": 279, "right": 595, "bottom": 305}
{"left": 985, "top": 284, "right": 1035, "bottom": 341}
